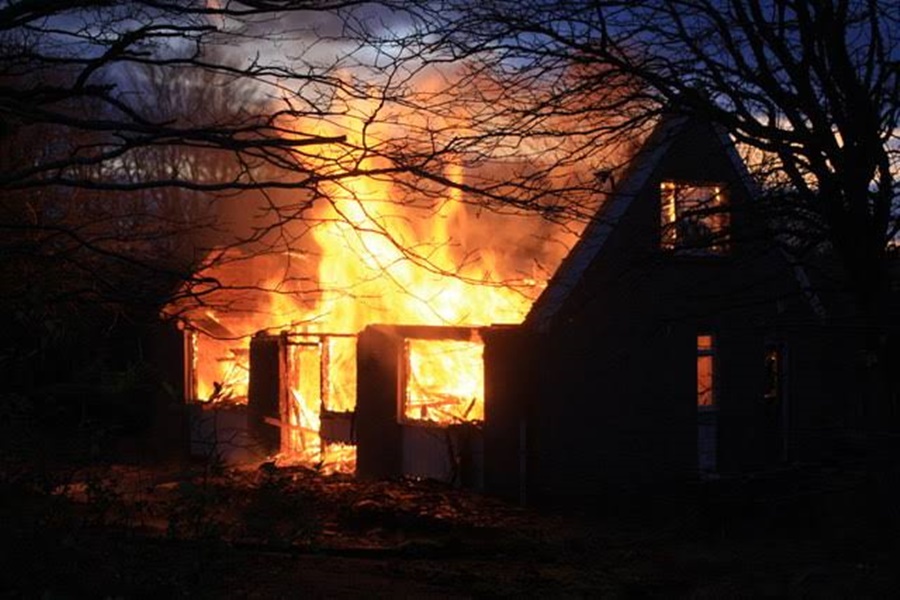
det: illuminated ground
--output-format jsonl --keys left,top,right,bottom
{"left": 3, "top": 456, "right": 898, "bottom": 598}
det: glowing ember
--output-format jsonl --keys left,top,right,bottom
{"left": 320, "top": 442, "right": 357, "bottom": 475}
{"left": 271, "top": 441, "right": 357, "bottom": 475}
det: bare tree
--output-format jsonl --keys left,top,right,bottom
{"left": 0, "top": 1, "right": 421, "bottom": 416}
{"left": 6, "top": 1, "right": 896, "bottom": 333}
{"left": 1, "top": 2, "right": 584, "bottom": 415}
{"left": 0, "top": 1, "right": 379, "bottom": 191}
{"left": 362, "top": 0, "right": 899, "bottom": 319}
{"left": 0, "top": 1, "right": 402, "bottom": 317}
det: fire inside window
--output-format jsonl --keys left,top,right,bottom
{"left": 284, "top": 334, "right": 357, "bottom": 473}
{"left": 188, "top": 329, "right": 252, "bottom": 404}
{"left": 697, "top": 334, "right": 716, "bottom": 409}
{"left": 402, "top": 337, "right": 485, "bottom": 425}
{"left": 660, "top": 181, "right": 729, "bottom": 254}
{"left": 697, "top": 333, "right": 718, "bottom": 475}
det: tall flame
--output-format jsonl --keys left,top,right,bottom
{"left": 173, "top": 73, "right": 579, "bottom": 472}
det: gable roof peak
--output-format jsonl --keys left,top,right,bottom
{"left": 524, "top": 113, "right": 752, "bottom": 331}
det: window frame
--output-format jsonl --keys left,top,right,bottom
{"left": 398, "top": 336, "right": 485, "bottom": 427}
{"left": 696, "top": 332, "right": 719, "bottom": 476}
{"left": 696, "top": 333, "right": 718, "bottom": 411}
{"left": 660, "top": 180, "right": 730, "bottom": 256}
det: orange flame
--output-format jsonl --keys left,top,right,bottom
{"left": 173, "top": 72, "right": 581, "bottom": 471}
{"left": 404, "top": 337, "right": 485, "bottom": 424}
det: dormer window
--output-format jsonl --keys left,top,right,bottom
{"left": 660, "top": 181, "right": 729, "bottom": 255}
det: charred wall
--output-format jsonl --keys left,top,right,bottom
{"left": 482, "top": 325, "right": 541, "bottom": 503}
{"left": 356, "top": 325, "right": 404, "bottom": 480}
{"left": 247, "top": 332, "right": 284, "bottom": 455}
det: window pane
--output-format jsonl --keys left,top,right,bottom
{"left": 660, "top": 181, "right": 678, "bottom": 249}
{"left": 697, "top": 354, "right": 714, "bottom": 408}
{"left": 660, "top": 181, "right": 729, "bottom": 254}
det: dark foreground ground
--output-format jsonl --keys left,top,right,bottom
{"left": 3, "top": 449, "right": 899, "bottom": 600}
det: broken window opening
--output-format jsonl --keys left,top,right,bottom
{"left": 697, "top": 334, "right": 716, "bottom": 409}
{"left": 321, "top": 336, "right": 357, "bottom": 414}
{"left": 697, "top": 333, "right": 718, "bottom": 476}
{"left": 186, "top": 327, "right": 253, "bottom": 405}
{"left": 661, "top": 181, "right": 730, "bottom": 255}
{"left": 281, "top": 333, "right": 358, "bottom": 473}
{"left": 401, "top": 337, "right": 485, "bottom": 426}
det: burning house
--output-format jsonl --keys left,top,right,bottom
{"left": 168, "top": 100, "right": 576, "bottom": 474}
{"left": 167, "top": 108, "right": 891, "bottom": 505}
{"left": 174, "top": 222, "right": 557, "bottom": 473}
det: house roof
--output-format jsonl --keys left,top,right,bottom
{"left": 524, "top": 112, "right": 825, "bottom": 331}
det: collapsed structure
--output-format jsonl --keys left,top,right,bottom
{"left": 171, "top": 105, "right": 568, "bottom": 477}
